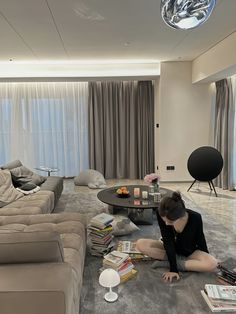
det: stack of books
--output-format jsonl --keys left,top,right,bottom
{"left": 117, "top": 240, "right": 153, "bottom": 262}
{"left": 217, "top": 258, "right": 236, "bottom": 286}
{"left": 102, "top": 250, "right": 137, "bottom": 283}
{"left": 201, "top": 284, "right": 236, "bottom": 312}
{"left": 88, "top": 213, "right": 115, "bottom": 256}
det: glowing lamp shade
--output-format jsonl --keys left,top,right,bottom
{"left": 161, "top": 0, "right": 216, "bottom": 30}
{"left": 99, "top": 268, "right": 120, "bottom": 302}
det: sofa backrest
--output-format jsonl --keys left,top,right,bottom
{"left": 0, "top": 231, "right": 64, "bottom": 264}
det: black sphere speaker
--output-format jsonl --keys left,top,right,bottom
{"left": 187, "top": 146, "right": 223, "bottom": 197}
{"left": 187, "top": 146, "right": 223, "bottom": 181}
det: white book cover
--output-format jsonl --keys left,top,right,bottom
{"left": 201, "top": 290, "right": 236, "bottom": 312}
{"left": 91, "top": 213, "right": 114, "bottom": 224}
{"left": 117, "top": 241, "right": 141, "bottom": 254}
{"left": 104, "top": 250, "right": 129, "bottom": 266}
{"left": 205, "top": 285, "right": 236, "bottom": 302}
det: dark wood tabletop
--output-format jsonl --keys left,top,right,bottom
{"left": 97, "top": 185, "right": 170, "bottom": 209}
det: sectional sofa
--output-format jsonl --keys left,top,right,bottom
{"left": 0, "top": 212, "right": 87, "bottom": 314}
{"left": 0, "top": 160, "right": 88, "bottom": 314}
{"left": 0, "top": 159, "right": 63, "bottom": 216}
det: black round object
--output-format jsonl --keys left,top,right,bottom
{"left": 117, "top": 193, "right": 130, "bottom": 198}
{"left": 187, "top": 146, "right": 223, "bottom": 181}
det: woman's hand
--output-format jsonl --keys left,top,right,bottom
{"left": 162, "top": 271, "right": 180, "bottom": 282}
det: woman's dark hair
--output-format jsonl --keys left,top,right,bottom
{"left": 158, "top": 191, "right": 186, "bottom": 221}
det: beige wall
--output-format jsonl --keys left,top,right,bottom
{"left": 156, "top": 61, "right": 213, "bottom": 182}
{"left": 192, "top": 31, "right": 236, "bottom": 83}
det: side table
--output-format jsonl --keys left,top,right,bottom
{"left": 34, "top": 166, "right": 59, "bottom": 176}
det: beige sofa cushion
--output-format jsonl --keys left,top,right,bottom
{"left": 0, "top": 190, "right": 55, "bottom": 215}
{"left": 0, "top": 231, "right": 64, "bottom": 264}
{"left": 0, "top": 213, "right": 87, "bottom": 314}
{"left": 0, "top": 170, "right": 23, "bottom": 208}
{"left": 0, "top": 213, "right": 87, "bottom": 272}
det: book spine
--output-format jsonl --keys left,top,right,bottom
{"left": 217, "top": 275, "right": 236, "bottom": 286}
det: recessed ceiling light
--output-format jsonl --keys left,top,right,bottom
{"left": 73, "top": 2, "right": 105, "bottom": 21}
{"left": 124, "top": 42, "right": 131, "bottom": 46}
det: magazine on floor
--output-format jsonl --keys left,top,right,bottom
{"left": 218, "top": 258, "right": 236, "bottom": 274}
{"left": 201, "top": 290, "right": 236, "bottom": 312}
{"left": 103, "top": 250, "right": 129, "bottom": 267}
{"left": 205, "top": 284, "right": 236, "bottom": 302}
{"left": 117, "top": 240, "right": 141, "bottom": 254}
{"left": 90, "top": 213, "right": 114, "bottom": 229}
{"left": 117, "top": 240, "right": 153, "bottom": 261}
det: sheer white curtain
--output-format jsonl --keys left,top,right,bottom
{"left": 0, "top": 82, "right": 89, "bottom": 177}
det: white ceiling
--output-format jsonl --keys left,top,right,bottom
{"left": 0, "top": 0, "right": 236, "bottom": 76}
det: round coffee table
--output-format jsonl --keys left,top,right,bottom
{"left": 97, "top": 185, "right": 169, "bottom": 210}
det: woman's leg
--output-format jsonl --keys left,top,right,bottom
{"left": 136, "top": 239, "right": 167, "bottom": 260}
{"left": 184, "top": 250, "right": 218, "bottom": 272}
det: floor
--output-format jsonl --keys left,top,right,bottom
{"left": 56, "top": 179, "right": 236, "bottom": 314}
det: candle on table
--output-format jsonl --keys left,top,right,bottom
{"left": 134, "top": 187, "right": 140, "bottom": 198}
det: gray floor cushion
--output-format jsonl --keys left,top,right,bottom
{"left": 74, "top": 169, "right": 107, "bottom": 189}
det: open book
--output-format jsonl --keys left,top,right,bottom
{"left": 117, "top": 241, "right": 141, "bottom": 254}
{"left": 117, "top": 240, "right": 153, "bottom": 261}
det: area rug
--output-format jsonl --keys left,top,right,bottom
{"left": 54, "top": 179, "right": 236, "bottom": 314}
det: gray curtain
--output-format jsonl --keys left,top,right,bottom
{"left": 88, "top": 81, "right": 154, "bottom": 179}
{"left": 214, "top": 78, "right": 235, "bottom": 190}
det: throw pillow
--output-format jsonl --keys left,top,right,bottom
{"left": 10, "top": 165, "right": 46, "bottom": 186}
{"left": 0, "top": 159, "right": 22, "bottom": 170}
{"left": 0, "top": 170, "right": 23, "bottom": 208}
{"left": 111, "top": 215, "right": 140, "bottom": 236}
{"left": 16, "top": 182, "right": 40, "bottom": 195}
{"left": 17, "top": 182, "right": 38, "bottom": 191}
{"left": 74, "top": 169, "right": 107, "bottom": 189}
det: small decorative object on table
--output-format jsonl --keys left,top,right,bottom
{"left": 116, "top": 186, "right": 130, "bottom": 198}
{"left": 142, "top": 190, "right": 148, "bottom": 199}
{"left": 134, "top": 187, "right": 140, "bottom": 198}
{"left": 144, "top": 173, "right": 160, "bottom": 196}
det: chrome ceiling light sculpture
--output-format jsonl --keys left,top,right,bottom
{"left": 161, "top": 0, "right": 216, "bottom": 30}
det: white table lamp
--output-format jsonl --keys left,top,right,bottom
{"left": 99, "top": 268, "right": 120, "bottom": 302}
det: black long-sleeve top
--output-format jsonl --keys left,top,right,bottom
{"left": 156, "top": 209, "right": 208, "bottom": 273}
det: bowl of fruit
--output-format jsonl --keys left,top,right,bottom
{"left": 116, "top": 186, "right": 130, "bottom": 198}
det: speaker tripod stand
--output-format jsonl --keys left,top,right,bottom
{"left": 187, "top": 180, "right": 218, "bottom": 197}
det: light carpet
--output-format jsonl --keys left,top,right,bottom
{"left": 54, "top": 179, "right": 236, "bottom": 314}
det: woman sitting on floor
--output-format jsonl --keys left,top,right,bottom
{"left": 136, "top": 191, "right": 218, "bottom": 282}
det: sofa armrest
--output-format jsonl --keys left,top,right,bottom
{"left": 0, "top": 263, "right": 75, "bottom": 314}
